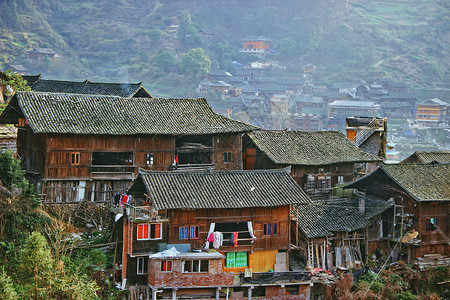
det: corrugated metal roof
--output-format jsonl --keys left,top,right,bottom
{"left": 247, "top": 130, "right": 381, "bottom": 165}
{"left": 0, "top": 91, "right": 257, "bottom": 135}
{"left": 132, "top": 167, "right": 312, "bottom": 210}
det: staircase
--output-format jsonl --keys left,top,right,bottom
{"left": 289, "top": 254, "right": 305, "bottom": 272}
{"left": 436, "top": 225, "right": 450, "bottom": 245}
{"left": 307, "top": 241, "right": 314, "bottom": 269}
{"left": 352, "top": 118, "right": 378, "bottom": 146}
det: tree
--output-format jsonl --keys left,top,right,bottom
{"left": 0, "top": 70, "right": 31, "bottom": 96}
{"left": 179, "top": 48, "right": 211, "bottom": 78}
{"left": 277, "top": 37, "right": 297, "bottom": 58}
{"left": 155, "top": 50, "right": 177, "bottom": 72}
{"left": 0, "top": 268, "right": 18, "bottom": 300}
{"left": 19, "top": 232, "right": 53, "bottom": 300}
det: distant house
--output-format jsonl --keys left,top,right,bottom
{"left": 379, "top": 93, "right": 417, "bottom": 117}
{"left": 323, "top": 92, "right": 353, "bottom": 104}
{"left": 269, "top": 94, "right": 290, "bottom": 114}
{"left": 4, "top": 64, "right": 30, "bottom": 75}
{"left": 243, "top": 130, "right": 381, "bottom": 196}
{"left": 121, "top": 167, "right": 312, "bottom": 299}
{"left": 233, "top": 69, "right": 253, "bottom": 82}
{"left": 293, "top": 94, "right": 324, "bottom": 114}
{"left": 207, "top": 69, "right": 232, "bottom": 82}
{"left": 289, "top": 112, "right": 326, "bottom": 131}
{"left": 25, "top": 78, "right": 153, "bottom": 98}
{"left": 198, "top": 29, "right": 215, "bottom": 41}
{"left": 26, "top": 48, "right": 57, "bottom": 61}
{"left": 239, "top": 36, "right": 271, "bottom": 57}
{"left": 416, "top": 98, "right": 449, "bottom": 128}
{"left": 0, "top": 91, "right": 256, "bottom": 202}
{"left": 400, "top": 151, "right": 450, "bottom": 164}
{"left": 384, "top": 81, "right": 408, "bottom": 93}
{"left": 196, "top": 80, "right": 232, "bottom": 95}
{"left": 347, "top": 164, "right": 450, "bottom": 262}
{"left": 329, "top": 83, "right": 359, "bottom": 97}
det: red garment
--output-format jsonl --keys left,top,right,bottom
{"left": 232, "top": 232, "right": 238, "bottom": 247}
{"left": 208, "top": 233, "right": 214, "bottom": 242}
{"left": 121, "top": 194, "right": 128, "bottom": 205}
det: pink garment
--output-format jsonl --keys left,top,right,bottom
{"left": 208, "top": 233, "right": 214, "bottom": 242}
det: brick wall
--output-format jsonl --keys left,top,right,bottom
{"left": 148, "top": 258, "right": 234, "bottom": 288}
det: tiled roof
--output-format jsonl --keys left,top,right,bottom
{"left": 348, "top": 164, "right": 450, "bottom": 202}
{"left": 27, "top": 79, "right": 152, "bottom": 98}
{"left": 291, "top": 196, "right": 391, "bottom": 239}
{"left": 402, "top": 151, "right": 450, "bottom": 164}
{"left": 247, "top": 130, "right": 381, "bottom": 165}
{"left": 0, "top": 91, "right": 257, "bottom": 135}
{"left": 419, "top": 98, "right": 448, "bottom": 106}
{"left": 22, "top": 74, "right": 41, "bottom": 86}
{"left": 329, "top": 100, "right": 380, "bottom": 108}
{"left": 130, "top": 167, "right": 312, "bottom": 210}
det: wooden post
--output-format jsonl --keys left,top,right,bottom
{"left": 315, "top": 243, "right": 320, "bottom": 268}
{"left": 365, "top": 226, "right": 369, "bottom": 265}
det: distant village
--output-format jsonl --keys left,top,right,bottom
{"left": 0, "top": 36, "right": 448, "bottom": 300}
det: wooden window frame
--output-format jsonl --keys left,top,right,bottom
{"left": 137, "top": 223, "right": 162, "bottom": 241}
{"left": 223, "top": 152, "right": 232, "bottom": 163}
{"left": 160, "top": 260, "right": 172, "bottom": 272}
{"left": 179, "top": 226, "right": 189, "bottom": 240}
{"left": 137, "top": 257, "right": 148, "bottom": 275}
{"left": 427, "top": 218, "right": 438, "bottom": 231}
{"left": 71, "top": 152, "right": 80, "bottom": 165}
{"left": 182, "top": 260, "right": 209, "bottom": 273}
{"left": 263, "top": 223, "right": 279, "bottom": 236}
{"left": 190, "top": 225, "right": 199, "bottom": 239}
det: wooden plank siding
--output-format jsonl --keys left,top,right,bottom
{"left": 15, "top": 127, "right": 244, "bottom": 202}
{"left": 166, "top": 206, "right": 290, "bottom": 252}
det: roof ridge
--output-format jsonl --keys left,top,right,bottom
{"left": 139, "top": 166, "right": 291, "bottom": 175}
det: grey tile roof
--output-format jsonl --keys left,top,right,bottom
{"left": 329, "top": 100, "right": 380, "bottom": 108}
{"left": 348, "top": 164, "right": 450, "bottom": 202}
{"left": 419, "top": 98, "right": 448, "bottom": 106}
{"left": 0, "top": 91, "right": 257, "bottom": 135}
{"left": 22, "top": 74, "right": 41, "bottom": 86}
{"left": 247, "top": 130, "right": 381, "bottom": 166}
{"left": 403, "top": 151, "right": 450, "bottom": 164}
{"left": 291, "top": 196, "right": 391, "bottom": 239}
{"left": 27, "top": 79, "right": 152, "bottom": 98}
{"left": 130, "top": 167, "right": 312, "bottom": 210}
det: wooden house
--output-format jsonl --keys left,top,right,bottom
{"left": 121, "top": 167, "right": 312, "bottom": 299}
{"left": 290, "top": 196, "right": 392, "bottom": 271}
{"left": 401, "top": 151, "right": 450, "bottom": 164}
{"left": 26, "top": 48, "right": 57, "bottom": 61}
{"left": 345, "top": 117, "right": 388, "bottom": 160}
{"left": 346, "top": 164, "right": 450, "bottom": 262}
{"left": 239, "top": 36, "right": 271, "bottom": 57}
{"left": 416, "top": 98, "right": 449, "bottom": 128}
{"left": 242, "top": 130, "right": 381, "bottom": 197}
{"left": 0, "top": 91, "right": 256, "bottom": 202}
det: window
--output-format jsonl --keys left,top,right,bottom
{"left": 190, "top": 225, "right": 199, "bottom": 239}
{"left": 427, "top": 218, "right": 438, "bottom": 231}
{"left": 226, "top": 252, "right": 248, "bottom": 268}
{"left": 137, "top": 223, "right": 162, "bottom": 240}
{"left": 179, "top": 225, "right": 199, "bottom": 240}
{"left": 137, "top": 257, "right": 148, "bottom": 275}
{"left": 146, "top": 153, "right": 154, "bottom": 165}
{"left": 179, "top": 226, "right": 189, "bottom": 240}
{"left": 160, "top": 260, "right": 172, "bottom": 272}
{"left": 183, "top": 260, "right": 209, "bottom": 273}
{"left": 71, "top": 152, "right": 80, "bottom": 165}
{"left": 264, "top": 223, "right": 278, "bottom": 236}
{"left": 223, "top": 152, "right": 232, "bottom": 162}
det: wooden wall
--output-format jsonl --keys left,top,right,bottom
{"left": 166, "top": 206, "right": 290, "bottom": 252}
{"left": 213, "top": 133, "right": 243, "bottom": 170}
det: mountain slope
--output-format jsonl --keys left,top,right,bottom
{"left": 0, "top": 0, "right": 448, "bottom": 95}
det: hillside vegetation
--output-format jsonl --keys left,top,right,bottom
{"left": 0, "top": 0, "right": 448, "bottom": 96}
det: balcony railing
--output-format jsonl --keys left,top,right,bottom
{"left": 91, "top": 165, "right": 135, "bottom": 173}
{"left": 240, "top": 271, "right": 310, "bottom": 284}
